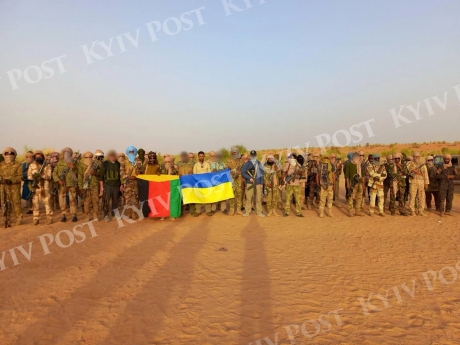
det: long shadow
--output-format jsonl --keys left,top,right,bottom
{"left": 239, "top": 217, "right": 275, "bottom": 344}
{"left": 17, "top": 220, "right": 182, "bottom": 344}
{"left": 101, "top": 218, "right": 211, "bottom": 344}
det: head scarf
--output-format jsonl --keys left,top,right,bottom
{"left": 443, "top": 154, "right": 453, "bottom": 168}
{"left": 50, "top": 152, "right": 59, "bottom": 167}
{"left": 426, "top": 155, "right": 434, "bottom": 167}
{"left": 413, "top": 152, "right": 421, "bottom": 165}
{"left": 25, "top": 151, "right": 34, "bottom": 164}
{"left": 3, "top": 147, "right": 17, "bottom": 164}
{"left": 147, "top": 151, "right": 158, "bottom": 165}
{"left": 230, "top": 146, "right": 241, "bottom": 159}
{"left": 126, "top": 146, "right": 137, "bottom": 165}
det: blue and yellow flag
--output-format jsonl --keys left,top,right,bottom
{"left": 180, "top": 169, "right": 235, "bottom": 204}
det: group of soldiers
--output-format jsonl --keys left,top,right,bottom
{"left": 0, "top": 145, "right": 457, "bottom": 228}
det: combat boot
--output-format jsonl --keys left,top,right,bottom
{"left": 61, "top": 215, "right": 67, "bottom": 222}
{"left": 419, "top": 211, "right": 426, "bottom": 217}
{"left": 319, "top": 208, "right": 324, "bottom": 218}
{"left": 33, "top": 219, "right": 39, "bottom": 226}
{"left": 379, "top": 212, "right": 385, "bottom": 217}
{"left": 46, "top": 217, "right": 53, "bottom": 225}
{"left": 93, "top": 212, "right": 99, "bottom": 221}
{"left": 85, "top": 213, "right": 91, "bottom": 222}
{"left": 327, "top": 208, "right": 333, "bottom": 217}
{"left": 410, "top": 211, "right": 416, "bottom": 217}
{"left": 440, "top": 211, "right": 444, "bottom": 217}
{"left": 71, "top": 214, "right": 78, "bottom": 222}
{"left": 272, "top": 210, "right": 280, "bottom": 217}
{"left": 348, "top": 210, "right": 354, "bottom": 217}
{"left": 306, "top": 202, "right": 312, "bottom": 210}
{"left": 266, "top": 211, "right": 272, "bottom": 217}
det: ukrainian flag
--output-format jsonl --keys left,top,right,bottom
{"left": 180, "top": 169, "right": 235, "bottom": 204}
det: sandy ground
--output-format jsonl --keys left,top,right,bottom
{"left": 1, "top": 190, "right": 460, "bottom": 345}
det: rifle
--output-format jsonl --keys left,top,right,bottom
{"left": 82, "top": 159, "right": 101, "bottom": 199}
{"left": 29, "top": 155, "right": 50, "bottom": 200}
{"left": 346, "top": 174, "right": 360, "bottom": 198}
{"left": 279, "top": 164, "right": 298, "bottom": 191}
{"left": 121, "top": 163, "right": 137, "bottom": 188}
{"left": 51, "top": 151, "right": 82, "bottom": 195}
{"left": 408, "top": 163, "right": 427, "bottom": 178}
{"left": 2, "top": 187, "right": 10, "bottom": 228}
{"left": 392, "top": 162, "right": 408, "bottom": 182}
{"left": 370, "top": 163, "right": 386, "bottom": 188}
{"left": 315, "top": 163, "right": 332, "bottom": 194}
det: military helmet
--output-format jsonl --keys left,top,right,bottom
{"left": 94, "top": 149, "right": 104, "bottom": 157}
{"left": 3, "top": 147, "right": 17, "bottom": 156}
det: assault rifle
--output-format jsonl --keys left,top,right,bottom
{"left": 370, "top": 163, "right": 386, "bottom": 188}
{"left": 82, "top": 159, "right": 101, "bottom": 199}
{"left": 28, "top": 155, "right": 50, "bottom": 200}
{"left": 51, "top": 151, "right": 82, "bottom": 195}
{"left": 315, "top": 163, "right": 332, "bottom": 194}
{"left": 346, "top": 174, "right": 360, "bottom": 198}
{"left": 408, "top": 163, "right": 427, "bottom": 178}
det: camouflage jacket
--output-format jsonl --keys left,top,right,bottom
{"left": 52, "top": 160, "right": 78, "bottom": 187}
{"left": 436, "top": 165, "right": 457, "bottom": 184}
{"left": 27, "top": 161, "right": 52, "bottom": 190}
{"left": 178, "top": 161, "right": 194, "bottom": 176}
{"left": 77, "top": 160, "right": 101, "bottom": 189}
{"left": 388, "top": 162, "right": 409, "bottom": 187}
{"left": 226, "top": 158, "right": 243, "bottom": 180}
{"left": 366, "top": 163, "right": 387, "bottom": 188}
{"left": 263, "top": 163, "right": 281, "bottom": 188}
{"left": 160, "top": 164, "right": 179, "bottom": 175}
{"left": 0, "top": 161, "right": 23, "bottom": 184}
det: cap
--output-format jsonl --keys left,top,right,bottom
{"left": 250, "top": 150, "right": 257, "bottom": 157}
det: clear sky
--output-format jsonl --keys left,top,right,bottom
{"left": 1, "top": 0, "right": 459, "bottom": 155}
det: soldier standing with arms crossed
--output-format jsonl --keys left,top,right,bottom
{"left": 407, "top": 152, "right": 429, "bottom": 217}
{"left": 226, "top": 147, "right": 244, "bottom": 216}
{"left": 367, "top": 153, "right": 387, "bottom": 217}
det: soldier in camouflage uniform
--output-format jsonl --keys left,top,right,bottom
{"left": 0, "top": 147, "right": 23, "bottom": 226}
{"left": 383, "top": 155, "right": 393, "bottom": 210}
{"left": 330, "top": 153, "right": 342, "bottom": 207}
{"left": 425, "top": 155, "right": 440, "bottom": 211}
{"left": 306, "top": 152, "right": 320, "bottom": 209}
{"left": 345, "top": 152, "right": 364, "bottom": 217}
{"left": 137, "top": 148, "right": 148, "bottom": 169}
{"left": 407, "top": 152, "right": 429, "bottom": 217}
{"left": 178, "top": 152, "right": 196, "bottom": 215}
{"left": 264, "top": 154, "right": 281, "bottom": 217}
{"left": 388, "top": 153, "right": 409, "bottom": 216}
{"left": 226, "top": 147, "right": 244, "bottom": 216}
{"left": 282, "top": 153, "right": 305, "bottom": 217}
{"left": 160, "top": 156, "right": 179, "bottom": 175}
{"left": 209, "top": 151, "right": 227, "bottom": 213}
{"left": 317, "top": 154, "right": 335, "bottom": 218}
{"left": 121, "top": 146, "right": 142, "bottom": 220}
{"left": 28, "top": 150, "right": 53, "bottom": 225}
{"left": 437, "top": 154, "right": 457, "bottom": 217}
{"left": 78, "top": 151, "right": 101, "bottom": 221}
{"left": 53, "top": 147, "right": 80, "bottom": 222}
{"left": 48, "top": 152, "right": 60, "bottom": 212}
{"left": 21, "top": 151, "right": 34, "bottom": 214}
{"left": 367, "top": 153, "right": 387, "bottom": 217}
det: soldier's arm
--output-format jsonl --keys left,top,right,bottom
{"left": 27, "top": 164, "right": 34, "bottom": 181}
{"left": 53, "top": 164, "right": 60, "bottom": 182}
{"left": 12, "top": 163, "right": 22, "bottom": 183}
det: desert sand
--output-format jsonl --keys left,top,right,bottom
{"left": 1, "top": 189, "right": 460, "bottom": 345}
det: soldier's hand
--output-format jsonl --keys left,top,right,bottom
{"left": 437, "top": 168, "right": 442, "bottom": 174}
{"left": 119, "top": 185, "right": 124, "bottom": 192}
{"left": 58, "top": 180, "right": 64, "bottom": 186}
{"left": 448, "top": 174, "right": 454, "bottom": 179}
{"left": 424, "top": 184, "right": 428, "bottom": 190}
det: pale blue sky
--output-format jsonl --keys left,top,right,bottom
{"left": 1, "top": 0, "right": 459, "bottom": 154}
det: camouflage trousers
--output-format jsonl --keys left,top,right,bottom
{"left": 299, "top": 181, "right": 306, "bottom": 205}
{"left": 319, "top": 185, "right": 333, "bottom": 211}
{"left": 82, "top": 185, "right": 99, "bottom": 217}
{"left": 383, "top": 183, "right": 391, "bottom": 209}
{"left": 32, "top": 187, "right": 53, "bottom": 220}
{"left": 439, "top": 180, "right": 454, "bottom": 213}
{"left": 409, "top": 180, "right": 425, "bottom": 213}
{"left": 266, "top": 186, "right": 280, "bottom": 213}
{"left": 229, "top": 178, "right": 243, "bottom": 213}
{"left": 333, "top": 178, "right": 340, "bottom": 205}
{"left": 58, "top": 186, "right": 77, "bottom": 216}
{"left": 307, "top": 181, "right": 320, "bottom": 206}
{"left": 397, "top": 184, "right": 406, "bottom": 212}
{"left": 124, "top": 181, "right": 139, "bottom": 217}
{"left": 0, "top": 184, "right": 22, "bottom": 221}
{"left": 284, "top": 185, "right": 301, "bottom": 215}
{"left": 369, "top": 185, "right": 384, "bottom": 215}
{"left": 347, "top": 183, "right": 363, "bottom": 213}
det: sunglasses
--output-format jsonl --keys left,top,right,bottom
{"left": 359, "top": 155, "right": 364, "bottom": 156}
{"left": 427, "top": 159, "right": 433, "bottom": 161}
{"left": 395, "top": 158, "right": 401, "bottom": 160}
{"left": 4, "top": 152, "right": 14, "bottom": 156}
